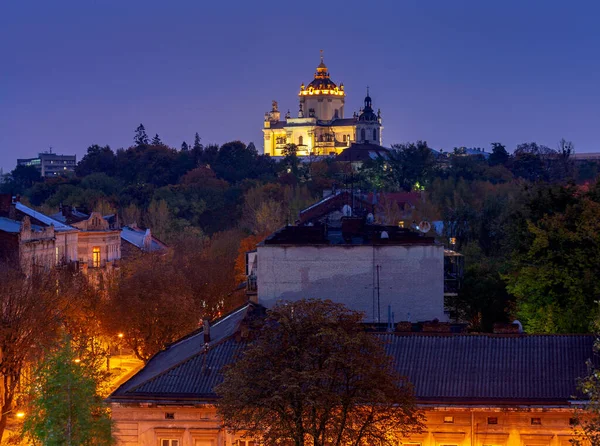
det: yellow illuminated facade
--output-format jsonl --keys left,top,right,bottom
{"left": 263, "top": 52, "right": 383, "bottom": 157}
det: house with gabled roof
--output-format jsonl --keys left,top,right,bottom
{"left": 108, "top": 302, "right": 595, "bottom": 446}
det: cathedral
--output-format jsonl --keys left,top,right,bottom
{"left": 263, "top": 52, "right": 383, "bottom": 156}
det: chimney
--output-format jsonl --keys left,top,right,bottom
{"left": 203, "top": 319, "right": 210, "bottom": 344}
{"left": 143, "top": 228, "right": 152, "bottom": 251}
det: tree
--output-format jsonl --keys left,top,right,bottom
{"left": 21, "top": 337, "right": 113, "bottom": 445}
{"left": 488, "top": 142, "right": 509, "bottom": 167}
{"left": 181, "top": 141, "right": 189, "bottom": 151}
{"left": 7, "top": 165, "right": 42, "bottom": 193}
{"left": 505, "top": 193, "right": 600, "bottom": 332}
{"left": 216, "top": 299, "right": 423, "bottom": 446}
{"left": 193, "top": 132, "right": 202, "bottom": 151}
{"left": 134, "top": 123, "right": 149, "bottom": 146}
{"left": 151, "top": 133, "right": 162, "bottom": 146}
{"left": 572, "top": 331, "right": 600, "bottom": 446}
{"left": 0, "top": 266, "right": 61, "bottom": 443}
{"left": 76, "top": 145, "right": 117, "bottom": 177}
{"left": 109, "top": 252, "right": 198, "bottom": 361}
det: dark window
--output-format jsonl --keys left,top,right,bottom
{"left": 165, "top": 412, "right": 175, "bottom": 420}
{"left": 299, "top": 136, "right": 303, "bottom": 145}
{"left": 361, "top": 129, "right": 366, "bottom": 141}
{"left": 531, "top": 417, "right": 541, "bottom": 425}
{"left": 487, "top": 417, "right": 498, "bottom": 425}
{"left": 373, "top": 129, "right": 377, "bottom": 141}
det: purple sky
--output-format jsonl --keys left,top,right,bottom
{"left": 1, "top": 0, "right": 600, "bottom": 171}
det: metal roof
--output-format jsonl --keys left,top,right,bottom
{"left": 15, "top": 202, "right": 75, "bottom": 232}
{"left": 0, "top": 216, "right": 44, "bottom": 233}
{"left": 109, "top": 304, "right": 595, "bottom": 405}
{"left": 121, "top": 226, "right": 167, "bottom": 252}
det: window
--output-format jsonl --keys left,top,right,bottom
{"left": 487, "top": 417, "right": 498, "bottom": 425}
{"left": 360, "top": 129, "right": 366, "bottom": 141}
{"left": 92, "top": 246, "right": 101, "bottom": 268}
{"left": 161, "top": 440, "right": 179, "bottom": 446}
{"left": 373, "top": 129, "right": 377, "bottom": 141}
{"left": 531, "top": 417, "right": 542, "bottom": 425}
{"left": 343, "top": 135, "right": 347, "bottom": 142}
{"left": 298, "top": 135, "right": 303, "bottom": 146}
{"left": 443, "top": 416, "right": 454, "bottom": 423}
{"left": 165, "top": 412, "right": 175, "bottom": 419}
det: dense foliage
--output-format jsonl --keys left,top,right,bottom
{"left": 216, "top": 299, "right": 424, "bottom": 446}
{"left": 1, "top": 126, "right": 598, "bottom": 335}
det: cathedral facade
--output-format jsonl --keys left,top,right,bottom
{"left": 263, "top": 53, "right": 383, "bottom": 156}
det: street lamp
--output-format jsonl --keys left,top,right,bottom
{"left": 117, "top": 333, "right": 124, "bottom": 366}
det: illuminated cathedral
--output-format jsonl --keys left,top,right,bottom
{"left": 263, "top": 52, "right": 383, "bottom": 156}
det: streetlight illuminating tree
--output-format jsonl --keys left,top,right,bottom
{"left": 216, "top": 299, "right": 424, "bottom": 446}
{"left": 21, "top": 337, "right": 114, "bottom": 445}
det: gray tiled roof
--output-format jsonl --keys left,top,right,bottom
{"left": 15, "top": 202, "right": 76, "bottom": 232}
{"left": 109, "top": 305, "right": 595, "bottom": 405}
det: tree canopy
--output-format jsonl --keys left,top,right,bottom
{"left": 216, "top": 299, "right": 424, "bottom": 446}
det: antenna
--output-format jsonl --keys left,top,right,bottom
{"left": 320, "top": 49, "right": 324, "bottom": 64}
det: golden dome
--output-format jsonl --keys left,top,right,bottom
{"left": 299, "top": 50, "right": 345, "bottom": 97}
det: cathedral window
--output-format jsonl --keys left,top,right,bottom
{"left": 361, "top": 129, "right": 366, "bottom": 142}
{"left": 373, "top": 129, "right": 377, "bottom": 141}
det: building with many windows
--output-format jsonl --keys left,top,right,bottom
{"left": 17, "top": 150, "right": 76, "bottom": 177}
{"left": 263, "top": 53, "right": 383, "bottom": 157}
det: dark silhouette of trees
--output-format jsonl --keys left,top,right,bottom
{"left": 488, "top": 142, "right": 510, "bottom": 167}
{"left": 76, "top": 145, "right": 117, "bottom": 177}
{"left": 133, "top": 123, "right": 149, "bottom": 146}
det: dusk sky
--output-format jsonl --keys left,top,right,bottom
{"left": 1, "top": 0, "right": 599, "bottom": 171}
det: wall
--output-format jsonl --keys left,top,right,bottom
{"left": 257, "top": 244, "right": 445, "bottom": 322}
{"left": 111, "top": 404, "right": 581, "bottom": 446}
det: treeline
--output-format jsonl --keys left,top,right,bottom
{"left": 1, "top": 125, "right": 599, "bottom": 334}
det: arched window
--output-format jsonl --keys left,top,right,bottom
{"left": 343, "top": 135, "right": 347, "bottom": 142}
{"left": 373, "top": 129, "right": 377, "bottom": 141}
{"left": 319, "top": 134, "right": 324, "bottom": 142}
{"left": 360, "top": 129, "right": 366, "bottom": 142}
{"left": 299, "top": 135, "right": 303, "bottom": 146}
{"left": 334, "top": 109, "right": 339, "bottom": 119}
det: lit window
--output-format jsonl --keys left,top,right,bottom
{"left": 162, "top": 440, "right": 179, "bottom": 446}
{"left": 443, "top": 416, "right": 454, "bottom": 423}
{"left": 531, "top": 417, "right": 541, "bottom": 425}
{"left": 488, "top": 417, "right": 498, "bottom": 424}
{"left": 449, "top": 237, "right": 457, "bottom": 245}
{"left": 92, "top": 247, "right": 101, "bottom": 268}
{"left": 398, "top": 221, "right": 405, "bottom": 228}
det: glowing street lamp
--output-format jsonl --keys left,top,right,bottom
{"left": 16, "top": 411, "right": 25, "bottom": 419}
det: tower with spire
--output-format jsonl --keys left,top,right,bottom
{"left": 262, "top": 51, "right": 383, "bottom": 156}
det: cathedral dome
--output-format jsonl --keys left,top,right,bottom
{"left": 299, "top": 51, "right": 345, "bottom": 96}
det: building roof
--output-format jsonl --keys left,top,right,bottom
{"left": 15, "top": 202, "right": 76, "bottom": 232}
{"left": 336, "top": 142, "right": 390, "bottom": 162}
{"left": 121, "top": 226, "right": 167, "bottom": 252}
{"left": 0, "top": 216, "right": 43, "bottom": 233}
{"left": 266, "top": 117, "right": 358, "bottom": 130}
{"left": 261, "top": 223, "right": 434, "bottom": 246}
{"left": 108, "top": 303, "right": 596, "bottom": 405}
{"left": 109, "top": 304, "right": 256, "bottom": 401}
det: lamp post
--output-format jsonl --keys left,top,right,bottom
{"left": 117, "top": 333, "right": 124, "bottom": 367}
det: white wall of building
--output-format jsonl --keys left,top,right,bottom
{"left": 257, "top": 244, "right": 445, "bottom": 323}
